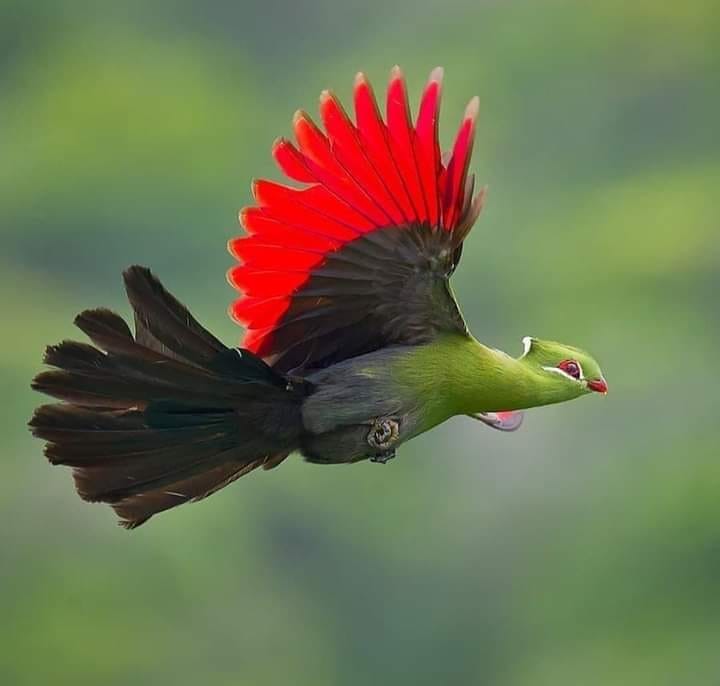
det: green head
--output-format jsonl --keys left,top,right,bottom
{"left": 520, "top": 336, "right": 608, "bottom": 399}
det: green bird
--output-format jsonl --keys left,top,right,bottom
{"left": 30, "top": 66, "right": 607, "bottom": 528}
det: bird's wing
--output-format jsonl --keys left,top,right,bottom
{"left": 228, "top": 67, "right": 486, "bottom": 373}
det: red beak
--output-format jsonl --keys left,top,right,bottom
{"left": 587, "top": 378, "right": 608, "bottom": 394}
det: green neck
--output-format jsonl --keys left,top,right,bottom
{"left": 394, "top": 334, "right": 584, "bottom": 422}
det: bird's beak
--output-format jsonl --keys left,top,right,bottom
{"left": 587, "top": 377, "right": 608, "bottom": 394}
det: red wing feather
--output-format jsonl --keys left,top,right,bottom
{"left": 415, "top": 66, "right": 443, "bottom": 227}
{"left": 319, "top": 90, "right": 402, "bottom": 225}
{"left": 293, "top": 110, "right": 389, "bottom": 226}
{"left": 386, "top": 66, "right": 427, "bottom": 223}
{"left": 251, "top": 180, "right": 361, "bottom": 240}
{"left": 229, "top": 67, "right": 484, "bottom": 361}
{"left": 271, "top": 138, "right": 315, "bottom": 183}
{"left": 353, "top": 73, "right": 415, "bottom": 220}
{"left": 443, "top": 96, "right": 479, "bottom": 230}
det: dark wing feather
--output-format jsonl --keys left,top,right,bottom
{"left": 265, "top": 224, "right": 468, "bottom": 373}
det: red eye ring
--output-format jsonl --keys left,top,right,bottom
{"left": 558, "top": 359, "right": 581, "bottom": 380}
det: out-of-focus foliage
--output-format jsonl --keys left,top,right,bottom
{"left": 2, "top": 1, "right": 719, "bottom": 684}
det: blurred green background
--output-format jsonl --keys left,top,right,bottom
{"left": 2, "top": 1, "right": 719, "bottom": 684}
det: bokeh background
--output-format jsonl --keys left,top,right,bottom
{"left": 2, "top": 1, "right": 719, "bottom": 684}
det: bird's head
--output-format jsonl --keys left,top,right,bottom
{"left": 521, "top": 336, "right": 608, "bottom": 397}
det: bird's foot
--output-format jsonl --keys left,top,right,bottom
{"left": 367, "top": 417, "right": 400, "bottom": 463}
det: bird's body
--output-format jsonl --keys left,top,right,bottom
{"left": 30, "top": 67, "right": 607, "bottom": 528}
{"left": 300, "top": 333, "right": 596, "bottom": 463}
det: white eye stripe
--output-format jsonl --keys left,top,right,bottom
{"left": 542, "top": 363, "right": 585, "bottom": 382}
{"left": 542, "top": 366, "right": 576, "bottom": 382}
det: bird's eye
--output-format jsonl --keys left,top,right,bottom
{"left": 558, "top": 359, "right": 581, "bottom": 380}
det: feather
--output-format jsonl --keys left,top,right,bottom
{"left": 123, "top": 266, "right": 226, "bottom": 366}
{"left": 386, "top": 66, "right": 427, "bottom": 223}
{"left": 415, "top": 67, "right": 443, "bottom": 227}
{"left": 319, "top": 89, "right": 402, "bottom": 225}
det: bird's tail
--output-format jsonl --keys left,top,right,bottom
{"left": 29, "top": 266, "right": 308, "bottom": 528}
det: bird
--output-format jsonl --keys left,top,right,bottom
{"left": 29, "top": 66, "right": 608, "bottom": 529}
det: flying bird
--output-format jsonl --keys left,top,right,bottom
{"left": 30, "top": 67, "right": 607, "bottom": 528}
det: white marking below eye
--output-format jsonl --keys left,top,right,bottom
{"left": 235, "top": 349, "right": 243, "bottom": 358}
{"left": 542, "top": 361, "right": 585, "bottom": 383}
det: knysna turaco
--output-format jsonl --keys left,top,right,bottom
{"left": 30, "top": 67, "right": 608, "bottom": 528}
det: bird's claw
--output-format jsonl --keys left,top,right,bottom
{"left": 370, "top": 448, "right": 396, "bottom": 464}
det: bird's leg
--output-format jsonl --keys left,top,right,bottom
{"left": 367, "top": 417, "right": 400, "bottom": 464}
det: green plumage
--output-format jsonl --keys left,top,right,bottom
{"left": 392, "top": 334, "right": 604, "bottom": 437}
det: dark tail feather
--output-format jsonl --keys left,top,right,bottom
{"left": 123, "top": 265, "right": 227, "bottom": 367}
{"left": 29, "top": 266, "right": 307, "bottom": 529}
